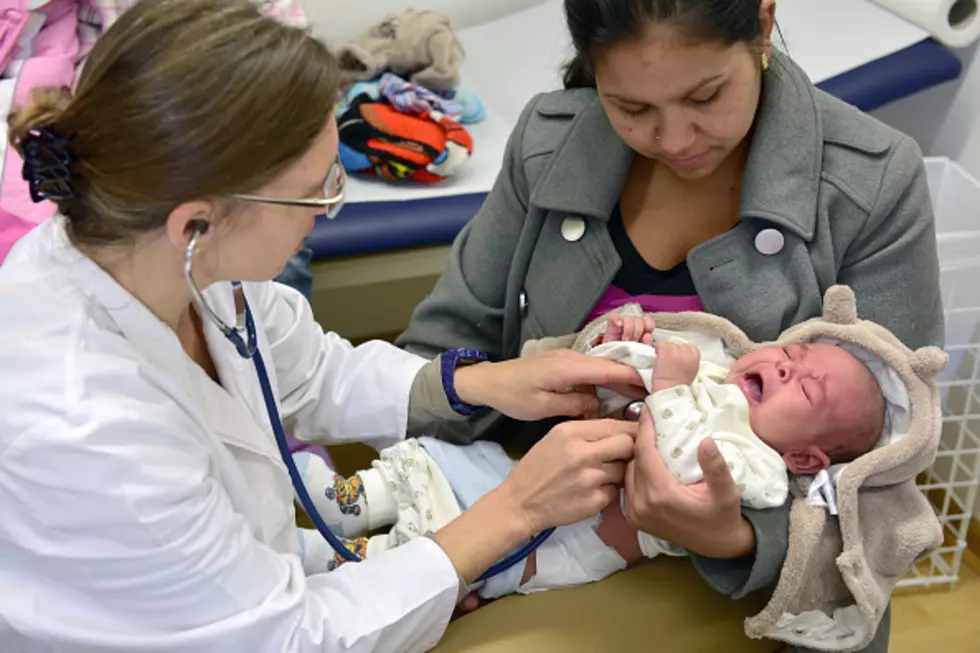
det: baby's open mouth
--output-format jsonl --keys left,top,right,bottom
{"left": 742, "top": 372, "right": 763, "bottom": 404}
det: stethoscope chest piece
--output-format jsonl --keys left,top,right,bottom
{"left": 623, "top": 400, "right": 645, "bottom": 422}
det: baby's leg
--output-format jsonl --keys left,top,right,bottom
{"left": 362, "top": 439, "right": 464, "bottom": 555}
{"left": 595, "top": 495, "right": 685, "bottom": 560}
{"left": 516, "top": 501, "right": 639, "bottom": 595}
{"left": 518, "top": 493, "right": 690, "bottom": 592}
{"left": 296, "top": 440, "right": 462, "bottom": 574}
{"left": 516, "top": 517, "right": 629, "bottom": 594}
{"left": 292, "top": 452, "right": 398, "bottom": 538}
{"left": 296, "top": 528, "right": 369, "bottom": 574}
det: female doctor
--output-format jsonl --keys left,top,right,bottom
{"left": 0, "top": 1, "right": 645, "bottom": 651}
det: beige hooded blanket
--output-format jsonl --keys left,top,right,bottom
{"left": 333, "top": 9, "right": 465, "bottom": 92}
{"left": 523, "top": 285, "right": 947, "bottom": 652}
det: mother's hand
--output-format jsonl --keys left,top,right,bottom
{"left": 623, "top": 406, "right": 756, "bottom": 560}
{"left": 455, "top": 349, "right": 645, "bottom": 421}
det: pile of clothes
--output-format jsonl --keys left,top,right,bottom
{"left": 333, "top": 9, "right": 484, "bottom": 184}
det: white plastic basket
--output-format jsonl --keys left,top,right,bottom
{"left": 900, "top": 157, "right": 980, "bottom": 588}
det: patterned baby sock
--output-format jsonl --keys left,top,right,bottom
{"left": 326, "top": 536, "right": 369, "bottom": 572}
{"left": 296, "top": 528, "right": 369, "bottom": 574}
{"left": 292, "top": 452, "right": 397, "bottom": 538}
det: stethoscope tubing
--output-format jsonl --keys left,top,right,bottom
{"left": 185, "top": 231, "right": 550, "bottom": 580}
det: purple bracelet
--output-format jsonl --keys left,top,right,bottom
{"left": 441, "top": 348, "right": 489, "bottom": 416}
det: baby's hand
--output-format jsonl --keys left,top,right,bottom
{"left": 603, "top": 313, "right": 655, "bottom": 344}
{"left": 652, "top": 341, "right": 700, "bottom": 392}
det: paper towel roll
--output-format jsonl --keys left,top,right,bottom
{"left": 868, "top": 0, "right": 980, "bottom": 48}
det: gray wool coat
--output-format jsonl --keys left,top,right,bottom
{"left": 398, "top": 53, "right": 943, "bottom": 652}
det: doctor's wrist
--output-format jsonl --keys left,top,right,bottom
{"left": 431, "top": 486, "right": 535, "bottom": 586}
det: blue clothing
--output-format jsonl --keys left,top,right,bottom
{"left": 418, "top": 436, "right": 523, "bottom": 598}
{"left": 275, "top": 245, "right": 313, "bottom": 301}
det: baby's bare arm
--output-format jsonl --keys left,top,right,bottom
{"left": 595, "top": 500, "right": 643, "bottom": 565}
{"left": 651, "top": 341, "right": 701, "bottom": 393}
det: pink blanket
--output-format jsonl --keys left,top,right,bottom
{"left": 0, "top": 0, "right": 79, "bottom": 262}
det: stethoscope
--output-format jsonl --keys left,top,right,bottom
{"left": 184, "top": 224, "right": 577, "bottom": 582}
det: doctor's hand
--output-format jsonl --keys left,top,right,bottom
{"left": 432, "top": 418, "right": 636, "bottom": 585}
{"left": 454, "top": 350, "right": 646, "bottom": 421}
{"left": 500, "top": 418, "right": 639, "bottom": 534}
{"left": 622, "top": 406, "right": 756, "bottom": 560}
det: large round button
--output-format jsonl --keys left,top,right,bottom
{"left": 561, "top": 216, "right": 587, "bottom": 242}
{"left": 755, "top": 228, "right": 784, "bottom": 255}
{"left": 519, "top": 290, "right": 529, "bottom": 315}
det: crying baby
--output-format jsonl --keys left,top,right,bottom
{"left": 589, "top": 312, "right": 886, "bottom": 512}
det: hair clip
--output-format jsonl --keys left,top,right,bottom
{"left": 21, "top": 127, "right": 76, "bottom": 203}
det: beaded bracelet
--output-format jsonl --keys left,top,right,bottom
{"left": 440, "top": 348, "right": 489, "bottom": 416}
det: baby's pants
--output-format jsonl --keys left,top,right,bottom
{"left": 294, "top": 439, "right": 673, "bottom": 597}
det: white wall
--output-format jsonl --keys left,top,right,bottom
{"left": 296, "top": 0, "right": 550, "bottom": 45}
{"left": 872, "top": 44, "right": 980, "bottom": 179}
{"left": 872, "top": 47, "right": 980, "bottom": 517}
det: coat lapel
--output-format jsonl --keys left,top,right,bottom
{"left": 511, "top": 95, "right": 633, "bottom": 344}
{"left": 738, "top": 54, "right": 822, "bottom": 241}
{"left": 48, "top": 225, "right": 294, "bottom": 546}
{"left": 60, "top": 233, "right": 285, "bottom": 467}
{"left": 530, "top": 93, "right": 633, "bottom": 223}
{"left": 197, "top": 284, "right": 286, "bottom": 465}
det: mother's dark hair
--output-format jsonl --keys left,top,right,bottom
{"left": 563, "top": 0, "right": 765, "bottom": 88}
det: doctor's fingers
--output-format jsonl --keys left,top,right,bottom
{"left": 544, "top": 351, "right": 645, "bottom": 391}
{"left": 544, "top": 386, "right": 600, "bottom": 418}
{"left": 585, "top": 431, "right": 637, "bottom": 467}
{"left": 559, "top": 418, "right": 638, "bottom": 448}
{"left": 598, "top": 460, "right": 628, "bottom": 486}
{"left": 569, "top": 461, "right": 627, "bottom": 494}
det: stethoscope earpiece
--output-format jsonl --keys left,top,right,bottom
{"left": 191, "top": 220, "right": 210, "bottom": 236}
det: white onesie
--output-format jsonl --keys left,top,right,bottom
{"left": 588, "top": 330, "right": 789, "bottom": 515}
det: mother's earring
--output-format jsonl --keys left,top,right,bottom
{"left": 761, "top": 52, "right": 770, "bottom": 71}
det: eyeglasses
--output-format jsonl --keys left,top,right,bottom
{"left": 231, "top": 155, "right": 347, "bottom": 219}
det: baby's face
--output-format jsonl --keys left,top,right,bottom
{"left": 724, "top": 343, "right": 877, "bottom": 454}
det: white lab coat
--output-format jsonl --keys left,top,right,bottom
{"left": 0, "top": 219, "right": 459, "bottom": 652}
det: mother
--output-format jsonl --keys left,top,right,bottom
{"left": 398, "top": 0, "right": 944, "bottom": 650}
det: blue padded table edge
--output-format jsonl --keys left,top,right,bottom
{"left": 309, "top": 38, "right": 961, "bottom": 261}
{"left": 306, "top": 192, "right": 488, "bottom": 259}
{"left": 816, "top": 39, "right": 961, "bottom": 113}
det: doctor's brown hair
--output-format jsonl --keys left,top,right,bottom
{"left": 7, "top": 0, "right": 339, "bottom": 247}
